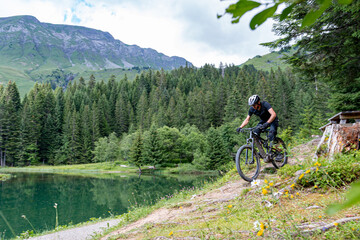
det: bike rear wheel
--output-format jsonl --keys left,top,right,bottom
{"left": 236, "top": 145, "right": 260, "bottom": 182}
{"left": 270, "top": 137, "right": 288, "bottom": 169}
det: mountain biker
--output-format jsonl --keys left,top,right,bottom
{"left": 236, "top": 95, "right": 279, "bottom": 160}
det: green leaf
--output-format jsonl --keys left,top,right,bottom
{"left": 337, "top": 0, "right": 353, "bottom": 4}
{"left": 280, "top": 3, "right": 296, "bottom": 21}
{"left": 226, "top": 0, "right": 261, "bottom": 19}
{"left": 232, "top": 17, "right": 241, "bottom": 24}
{"left": 326, "top": 180, "right": 360, "bottom": 215}
{"left": 301, "top": 0, "right": 332, "bottom": 28}
{"left": 250, "top": 4, "right": 279, "bottom": 30}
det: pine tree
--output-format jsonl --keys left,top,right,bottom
{"left": 115, "top": 95, "right": 130, "bottom": 135}
{"left": 88, "top": 74, "right": 96, "bottom": 89}
{"left": 143, "top": 125, "right": 162, "bottom": 168}
{"left": 98, "top": 94, "right": 111, "bottom": 137}
{"left": 2, "top": 81, "right": 21, "bottom": 166}
{"left": 224, "top": 86, "right": 243, "bottom": 122}
{"left": 91, "top": 101, "right": 101, "bottom": 146}
{"left": 129, "top": 131, "right": 144, "bottom": 172}
{"left": 136, "top": 91, "right": 149, "bottom": 130}
{"left": 206, "top": 127, "right": 230, "bottom": 170}
{"left": 80, "top": 104, "right": 93, "bottom": 163}
{"left": 166, "top": 96, "right": 176, "bottom": 127}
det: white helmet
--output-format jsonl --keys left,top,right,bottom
{"left": 248, "top": 95, "right": 260, "bottom": 106}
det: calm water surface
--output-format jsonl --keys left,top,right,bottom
{"left": 0, "top": 172, "right": 214, "bottom": 238}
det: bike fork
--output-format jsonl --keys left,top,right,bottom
{"left": 245, "top": 137, "right": 254, "bottom": 164}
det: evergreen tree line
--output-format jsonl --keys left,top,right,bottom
{"left": 0, "top": 64, "right": 330, "bottom": 168}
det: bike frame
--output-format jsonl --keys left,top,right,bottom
{"left": 245, "top": 129, "right": 270, "bottom": 160}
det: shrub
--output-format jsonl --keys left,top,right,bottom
{"left": 278, "top": 164, "right": 302, "bottom": 178}
{"left": 298, "top": 151, "right": 360, "bottom": 189}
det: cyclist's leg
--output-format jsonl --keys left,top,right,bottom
{"left": 268, "top": 121, "right": 279, "bottom": 154}
{"left": 268, "top": 120, "right": 279, "bottom": 142}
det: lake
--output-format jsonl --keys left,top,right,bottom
{"left": 0, "top": 172, "right": 214, "bottom": 238}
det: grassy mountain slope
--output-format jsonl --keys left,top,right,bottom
{"left": 0, "top": 66, "right": 35, "bottom": 96}
{"left": 240, "top": 49, "right": 293, "bottom": 72}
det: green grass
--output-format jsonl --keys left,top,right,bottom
{"left": 0, "top": 161, "right": 139, "bottom": 175}
{"left": 0, "top": 64, "right": 141, "bottom": 98}
{"left": 117, "top": 169, "right": 360, "bottom": 239}
{"left": 0, "top": 173, "right": 11, "bottom": 181}
{"left": 0, "top": 65, "right": 36, "bottom": 97}
{"left": 0, "top": 162, "right": 217, "bottom": 180}
{"left": 241, "top": 51, "right": 292, "bottom": 72}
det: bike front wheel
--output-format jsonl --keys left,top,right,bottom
{"left": 271, "top": 137, "right": 288, "bottom": 169}
{"left": 236, "top": 145, "right": 260, "bottom": 182}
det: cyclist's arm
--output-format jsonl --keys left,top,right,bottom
{"left": 240, "top": 115, "right": 251, "bottom": 128}
{"left": 266, "top": 108, "right": 277, "bottom": 123}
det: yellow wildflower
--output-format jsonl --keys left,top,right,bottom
{"left": 227, "top": 210, "right": 230, "bottom": 214}
{"left": 319, "top": 216, "right": 322, "bottom": 218}
{"left": 264, "top": 179, "right": 268, "bottom": 184}
{"left": 299, "top": 174, "right": 304, "bottom": 180}
{"left": 314, "top": 185, "right": 318, "bottom": 189}
{"left": 169, "top": 231, "right": 173, "bottom": 236}
{"left": 305, "top": 169, "right": 311, "bottom": 174}
{"left": 296, "top": 192, "right": 300, "bottom": 196}
{"left": 266, "top": 185, "right": 270, "bottom": 189}
{"left": 180, "top": 206, "right": 183, "bottom": 209}
{"left": 290, "top": 184, "right": 295, "bottom": 188}
{"left": 228, "top": 205, "right": 233, "bottom": 209}
{"left": 316, "top": 167, "right": 319, "bottom": 172}
{"left": 334, "top": 222, "right": 339, "bottom": 227}
{"left": 269, "top": 182, "right": 274, "bottom": 187}
{"left": 290, "top": 195, "right": 294, "bottom": 199}
{"left": 262, "top": 188, "right": 268, "bottom": 195}
{"left": 257, "top": 228, "right": 264, "bottom": 236}
{"left": 260, "top": 222, "right": 265, "bottom": 230}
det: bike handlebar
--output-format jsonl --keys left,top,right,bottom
{"left": 238, "top": 127, "right": 270, "bottom": 133}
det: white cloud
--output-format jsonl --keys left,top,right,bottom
{"left": 0, "top": 0, "right": 277, "bottom": 67}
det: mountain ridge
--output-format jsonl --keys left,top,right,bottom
{"left": 0, "top": 15, "right": 193, "bottom": 95}
{"left": 0, "top": 15, "right": 190, "bottom": 71}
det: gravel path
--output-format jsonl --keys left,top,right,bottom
{"left": 28, "top": 219, "right": 121, "bottom": 240}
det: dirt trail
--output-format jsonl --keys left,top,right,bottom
{"left": 101, "top": 137, "right": 322, "bottom": 240}
{"left": 101, "top": 179, "right": 247, "bottom": 240}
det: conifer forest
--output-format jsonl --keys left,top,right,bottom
{"left": 0, "top": 64, "right": 331, "bottom": 170}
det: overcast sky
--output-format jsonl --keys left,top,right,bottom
{"left": 0, "top": 0, "right": 277, "bottom": 67}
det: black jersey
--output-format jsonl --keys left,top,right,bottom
{"left": 248, "top": 101, "right": 278, "bottom": 122}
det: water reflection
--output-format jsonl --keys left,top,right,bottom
{"left": 0, "top": 172, "right": 214, "bottom": 238}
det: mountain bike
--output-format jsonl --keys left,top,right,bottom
{"left": 236, "top": 127, "right": 288, "bottom": 182}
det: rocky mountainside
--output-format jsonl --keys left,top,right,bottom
{"left": 0, "top": 15, "right": 190, "bottom": 71}
{"left": 0, "top": 15, "right": 191, "bottom": 91}
{"left": 0, "top": 15, "right": 191, "bottom": 95}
